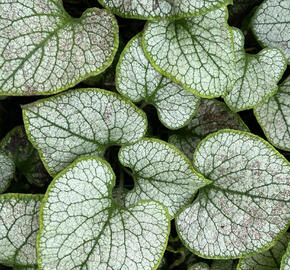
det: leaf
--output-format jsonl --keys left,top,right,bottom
{"left": 97, "top": 0, "right": 232, "bottom": 20}
{"left": 281, "top": 242, "right": 290, "bottom": 270}
{"left": 211, "top": 260, "right": 236, "bottom": 269}
{"left": 0, "top": 194, "right": 42, "bottom": 268}
{"left": 169, "top": 99, "right": 248, "bottom": 160}
{"left": 37, "top": 157, "right": 170, "bottom": 270}
{"left": 142, "top": 8, "right": 235, "bottom": 98}
{"left": 223, "top": 28, "right": 287, "bottom": 111}
{"left": 116, "top": 33, "right": 200, "bottom": 129}
{"left": 0, "top": 152, "right": 14, "bottom": 193}
{"left": 254, "top": 76, "right": 290, "bottom": 151}
{"left": 14, "top": 266, "right": 38, "bottom": 270}
{"left": 176, "top": 129, "right": 290, "bottom": 258}
{"left": 118, "top": 138, "right": 209, "bottom": 218}
{"left": 22, "top": 88, "right": 147, "bottom": 176}
{"left": 238, "top": 233, "right": 290, "bottom": 270}
{"left": 251, "top": 0, "right": 290, "bottom": 63}
{"left": 0, "top": 0, "right": 118, "bottom": 96}
{"left": 188, "top": 262, "right": 210, "bottom": 270}
{"left": 0, "top": 126, "right": 50, "bottom": 187}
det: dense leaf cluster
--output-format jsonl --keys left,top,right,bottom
{"left": 0, "top": 0, "right": 289, "bottom": 269}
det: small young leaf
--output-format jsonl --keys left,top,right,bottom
{"left": 0, "top": 194, "right": 42, "bottom": 268}
{"left": 176, "top": 130, "right": 290, "bottom": 258}
{"left": 142, "top": 8, "right": 235, "bottom": 98}
{"left": 116, "top": 33, "right": 199, "bottom": 129}
{"left": 0, "top": 0, "right": 118, "bottom": 95}
{"left": 188, "top": 262, "right": 210, "bottom": 270}
{"left": 0, "top": 152, "right": 15, "bottom": 193}
{"left": 169, "top": 99, "right": 248, "bottom": 160}
{"left": 238, "top": 233, "right": 290, "bottom": 270}
{"left": 0, "top": 126, "right": 49, "bottom": 187}
{"left": 97, "top": 0, "right": 232, "bottom": 20}
{"left": 224, "top": 28, "right": 287, "bottom": 111}
{"left": 118, "top": 138, "right": 210, "bottom": 218}
{"left": 211, "top": 260, "right": 236, "bottom": 269}
{"left": 23, "top": 88, "right": 147, "bottom": 176}
{"left": 251, "top": 0, "right": 290, "bottom": 63}
{"left": 281, "top": 242, "right": 290, "bottom": 270}
{"left": 37, "top": 157, "right": 170, "bottom": 270}
{"left": 254, "top": 76, "right": 290, "bottom": 151}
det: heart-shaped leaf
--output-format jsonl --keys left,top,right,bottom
{"left": 238, "top": 233, "right": 290, "bottom": 270}
{"left": 224, "top": 28, "right": 287, "bottom": 111}
{"left": 0, "top": 194, "right": 42, "bottom": 268}
{"left": 0, "top": 0, "right": 118, "bottom": 96}
{"left": 176, "top": 129, "right": 290, "bottom": 258}
{"left": 0, "top": 126, "right": 50, "bottom": 186}
{"left": 37, "top": 157, "right": 170, "bottom": 270}
{"left": 169, "top": 99, "right": 248, "bottom": 160}
{"left": 23, "top": 88, "right": 147, "bottom": 176}
{"left": 97, "top": 0, "right": 232, "bottom": 20}
{"left": 0, "top": 152, "right": 14, "bottom": 193}
{"left": 118, "top": 138, "right": 210, "bottom": 218}
{"left": 116, "top": 33, "right": 199, "bottom": 129}
{"left": 281, "top": 242, "right": 290, "bottom": 270}
{"left": 142, "top": 8, "right": 235, "bottom": 98}
{"left": 254, "top": 76, "right": 290, "bottom": 151}
{"left": 251, "top": 0, "right": 290, "bottom": 63}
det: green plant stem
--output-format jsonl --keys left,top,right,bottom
{"left": 117, "top": 168, "right": 124, "bottom": 205}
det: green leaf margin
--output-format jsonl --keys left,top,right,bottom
{"left": 22, "top": 88, "right": 148, "bottom": 177}
{"left": 97, "top": 0, "right": 233, "bottom": 21}
{"left": 175, "top": 128, "right": 290, "bottom": 260}
{"left": 36, "top": 156, "right": 171, "bottom": 270}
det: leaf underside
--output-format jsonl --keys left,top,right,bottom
{"left": 176, "top": 129, "right": 290, "bottom": 258}
{"left": 116, "top": 33, "right": 199, "bottom": 129}
{"left": 0, "top": 0, "right": 118, "bottom": 95}
{"left": 38, "top": 157, "right": 170, "bottom": 270}
{"left": 254, "top": 76, "right": 290, "bottom": 151}
{"left": 22, "top": 88, "right": 147, "bottom": 176}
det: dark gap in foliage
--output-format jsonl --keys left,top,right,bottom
{"left": 142, "top": 104, "right": 171, "bottom": 142}
{"left": 0, "top": 264, "right": 11, "bottom": 270}
{"left": 228, "top": 0, "right": 263, "bottom": 27}
{"left": 104, "top": 145, "right": 134, "bottom": 191}
{"left": 62, "top": 0, "right": 103, "bottom": 18}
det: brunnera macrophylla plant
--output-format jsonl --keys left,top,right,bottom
{"left": 0, "top": 0, "right": 289, "bottom": 269}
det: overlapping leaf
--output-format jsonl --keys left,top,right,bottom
{"left": 0, "top": 0, "right": 118, "bottom": 95}
{"left": 224, "top": 28, "right": 287, "bottom": 111}
{"left": 176, "top": 130, "right": 290, "bottom": 258}
{"left": 188, "top": 262, "right": 209, "bottom": 270}
{"left": 97, "top": 0, "right": 232, "bottom": 20}
{"left": 23, "top": 88, "right": 147, "bottom": 176}
{"left": 169, "top": 99, "right": 248, "bottom": 160}
{"left": 254, "top": 76, "right": 290, "bottom": 151}
{"left": 251, "top": 0, "right": 290, "bottom": 63}
{"left": 281, "top": 242, "right": 290, "bottom": 270}
{"left": 0, "top": 126, "right": 49, "bottom": 186}
{"left": 238, "top": 233, "right": 290, "bottom": 270}
{"left": 142, "top": 8, "right": 235, "bottom": 98}
{"left": 0, "top": 152, "right": 14, "bottom": 193}
{"left": 116, "top": 34, "right": 199, "bottom": 129}
{"left": 0, "top": 194, "right": 42, "bottom": 268}
{"left": 37, "top": 157, "right": 170, "bottom": 270}
{"left": 119, "top": 138, "right": 209, "bottom": 218}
